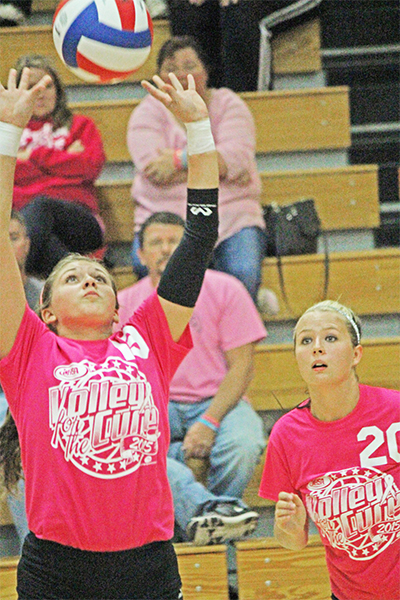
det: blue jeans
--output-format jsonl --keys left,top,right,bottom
{"left": 0, "top": 390, "right": 7, "bottom": 425}
{"left": 0, "top": 391, "right": 29, "bottom": 551}
{"left": 212, "top": 227, "right": 264, "bottom": 303}
{"left": 132, "top": 226, "right": 265, "bottom": 301}
{"left": 167, "top": 399, "right": 266, "bottom": 531}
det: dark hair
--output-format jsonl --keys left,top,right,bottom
{"left": 0, "top": 412, "right": 21, "bottom": 494}
{"left": 15, "top": 55, "right": 73, "bottom": 129}
{"left": 10, "top": 209, "right": 27, "bottom": 231}
{"left": 157, "top": 35, "right": 210, "bottom": 75}
{"left": 138, "top": 212, "right": 185, "bottom": 249}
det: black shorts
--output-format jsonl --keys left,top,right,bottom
{"left": 17, "top": 532, "right": 182, "bottom": 600}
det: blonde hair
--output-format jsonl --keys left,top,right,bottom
{"left": 294, "top": 300, "right": 362, "bottom": 347}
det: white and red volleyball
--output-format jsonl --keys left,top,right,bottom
{"left": 53, "top": 0, "right": 153, "bottom": 83}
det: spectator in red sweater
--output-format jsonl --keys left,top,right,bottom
{"left": 13, "top": 55, "right": 106, "bottom": 277}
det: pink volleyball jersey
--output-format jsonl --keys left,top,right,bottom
{"left": 259, "top": 385, "right": 400, "bottom": 600}
{"left": 0, "top": 293, "right": 192, "bottom": 552}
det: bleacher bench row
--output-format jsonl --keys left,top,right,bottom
{"left": 112, "top": 248, "right": 400, "bottom": 322}
{"left": 97, "top": 165, "right": 381, "bottom": 244}
{"left": 1, "top": 16, "right": 322, "bottom": 85}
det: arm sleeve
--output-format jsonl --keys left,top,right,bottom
{"left": 157, "top": 187, "right": 218, "bottom": 308}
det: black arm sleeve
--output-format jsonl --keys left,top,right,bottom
{"left": 157, "top": 187, "right": 218, "bottom": 307}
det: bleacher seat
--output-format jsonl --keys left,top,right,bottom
{"left": 1, "top": 16, "right": 322, "bottom": 86}
{"left": 0, "top": 556, "right": 18, "bottom": 600}
{"left": 68, "top": 86, "right": 351, "bottom": 162}
{"left": 235, "top": 535, "right": 331, "bottom": 600}
{"left": 262, "top": 247, "right": 400, "bottom": 320}
{"left": 96, "top": 164, "right": 380, "bottom": 244}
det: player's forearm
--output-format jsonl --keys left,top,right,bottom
{"left": 0, "top": 154, "right": 15, "bottom": 228}
{"left": 274, "top": 520, "right": 308, "bottom": 550}
{"left": 158, "top": 118, "right": 219, "bottom": 308}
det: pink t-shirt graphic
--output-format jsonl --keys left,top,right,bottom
{"left": 48, "top": 355, "right": 160, "bottom": 479}
{"left": 0, "top": 293, "right": 192, "bottom": 552}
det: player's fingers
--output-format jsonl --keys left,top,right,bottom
{"left": 187, "top": 74, "right": 196, "bottom": 90}
{"left": 168, "top": 72, "right": 183, "bottom": 91}
{"left": 7, "top": 68, "right": 17, "bottom": 91}
{"left": 17, "top": 67, "right": 30, "bottom": 90}
{"left": 292, "top": 494, "right": 304, "bottom": 507}
{"left": 30, "top": 75, "right": 52, "bottom": 96}
{"left": 278, "top": 491, "right": 294, "bottom": 502}
{"left": 142, "top": 79, "right": 171, "bottom": 103}
{"left": 152, "top": 74, "right": 174, "bottom": 92}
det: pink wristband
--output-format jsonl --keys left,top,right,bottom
{"left": 173, "top": 149, "right": 183, "bottom": 170}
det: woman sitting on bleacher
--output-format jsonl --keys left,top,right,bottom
{"left": 13, "top": 55, "right": 106, "bottom": 278}
{"left": 260, "top": 300, "right": 400, "bottom": 600}
{"left": 127, "top": 36, "right": 271, "bottom": 307}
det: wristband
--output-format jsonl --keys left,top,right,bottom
{"left": 185, "top": 118, "right": 215, "bottom": 155}
{"left": 198, "top": 417, "right": 219, "bottom": 433}
{"left": 173, "top": 149, "right": 185, "bottom": 170}
{"left": 180, "top": 147, "right": 188, "bottom": 168}
{"left": 0, "top": 121, "right": 23, "bottom": 157}
{"left": 199, "top": 413, "right": 220, "bottom": 432}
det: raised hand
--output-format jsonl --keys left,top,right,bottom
{"left": 0, "top": 68, "right": 52, "bottom": 129}
{"left": 141, "top": 73, "right": 208, "bottom": 124}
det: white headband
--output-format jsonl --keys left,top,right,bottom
{"left": 334, "top": 307, "right": 361, "bottom": 345}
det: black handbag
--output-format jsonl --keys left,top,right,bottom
{"left": 264, "top": 198, "right": 320, "bottom": 257}
{"left": 263, "top": 199, "right": 329, "bottom": 313}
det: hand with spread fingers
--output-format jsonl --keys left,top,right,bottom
{"left": 0, "top": 67, "right": 51, "bottom": 129}
{"left": 142, "top": 73, "right": 208, "bottom": 124}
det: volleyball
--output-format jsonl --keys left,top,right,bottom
{"left": 53, "top": 0, "right": 153, "bottom": 84}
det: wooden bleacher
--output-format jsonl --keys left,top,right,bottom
{"left": 96, "top": 164, "right": 380, "bottom": 244}
{"left": 110, "top": 247, "right": 400, "bottom": 324}
{"left": 68, "top": 85, "right": 350, "bottom": 162}
{"left": 2, "top": 13, "right": 322, "bottom": 84}
{"left": 235, "top": 534, "right": 331, "bottom": 600}
{"left": 260, "top": 164, "right": 380, "bottom": 230}
{"left": 262, "top": 247, "right": 400, "bottom": 320}
{"left": 0, "top": 556, "right": 17, "bottom": 600}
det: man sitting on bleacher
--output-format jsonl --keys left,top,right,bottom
{"left": 116, "top": 212, "right": 267, "bottom": 545}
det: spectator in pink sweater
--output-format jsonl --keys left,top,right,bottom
{"left": 13, "top": 55, "right": 106, "bottom": 278}
{"left": 127, "top": 36, "right": 268, "bottom": 305}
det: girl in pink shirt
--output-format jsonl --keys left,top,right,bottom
{"left": 0, "top": 67, "right": 218, "bottom": 599}
{"left": 259, "top": 300, "right": 400, "bottom": 600}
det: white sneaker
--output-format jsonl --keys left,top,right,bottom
{"left": 186, "top": 502, "right": 259, "bottom": 546}
{"left": 257, "top": 288, "right": 280, "bottom": 316}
